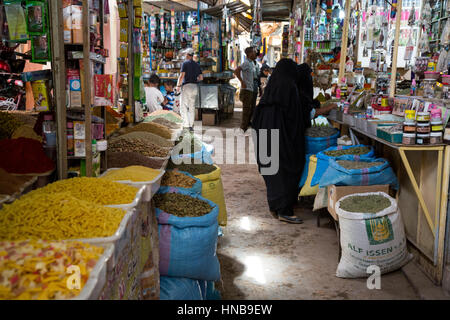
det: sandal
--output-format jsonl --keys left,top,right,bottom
{"left": 278, "top": 215, "right": 304, "bottom": 224}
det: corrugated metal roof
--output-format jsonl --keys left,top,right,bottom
{"left": 201, "top": 1, "right": 251, "bottom": 18}
{"left": 262, "top": 0, "right": 292, "bottom": 21}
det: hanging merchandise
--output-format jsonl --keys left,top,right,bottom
{"left": 160, "top": 8, "right": 165, "bottom": 43}
{"left": 418, "top": 31, "right": 430, "bottom": 54}
{"left": 442, "top": 19, "right": 450, "bottom": 47}
{"left": 408, "top": 4, "right": 416, "bottom": 27}
{"left": 390, "top": 0, "right": 398, "bottom": 19}
{"left": 404, "top": 34, "right": 414, "bottom": 62}
{"left": 171, "top": 9, "right": 175, "bottom": 43}
{"left": 4, "top": 0, "right": 28, "bottom": 42}
{"left": 31, "top": 33, "right": 51, "bottom": 63}
{"left": 26, "top": 1, "right": 48, "bottom": 35}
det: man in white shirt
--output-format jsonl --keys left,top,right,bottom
{"left": 145, "top": 74, "right": 167, "bottom": 113}
{"left": 234, "top": 47, "right": 257, "bottom": 132}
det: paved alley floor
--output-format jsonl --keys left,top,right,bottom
{"left": 198, "top": 106, "right": 420, "bottom": 300}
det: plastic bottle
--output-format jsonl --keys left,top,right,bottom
{"left": 411, "top": 79, "right": 416, "bottom": 96}
{"left": 366, "top": 105, "right": 373, "bottom": 119}
{"left": 67, "top": 122, "right": 74, "bottom": 156}
{"left": 42, "top": 114, "right": 56, "bottom": 147}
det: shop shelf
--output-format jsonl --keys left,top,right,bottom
{"left": 377, "top": 128, "right": 403, "bottom": 144}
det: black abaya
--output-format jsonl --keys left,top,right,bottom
{"left": 252, "top": 59, "right": 310, "bottom": 215}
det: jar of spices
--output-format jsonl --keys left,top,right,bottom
{"left": 417, "top": 133, "right": 430, "bottom": 145}
{"left": 416, "top": 122, "right": 431, "bottom": 134}
{"left": 402, "top": 133, "right": 416, "bottom": 145}
{"left": 403, "top": 122, "right": 416, "bottom": 133}
{"left": 67, "top": 122, "right": 74, "bottom": 156}
{"left": 430, "top": 132, "right": 443, "bottom": 144}
{"left": 417, "top": 112, "right": 430, "bottom": 122}
{"left": 404, "top": 110, "right": 416, "bottom": 122}
{"left": 431, "top": 121, "right": 444, "bottom": 132}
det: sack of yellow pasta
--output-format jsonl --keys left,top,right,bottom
{"left": 335, "top": 192, "right": 411, "bottom": 278}
{"left": 299, "top": 155, "right": 319, "bottom": 197}
{"left": 195, "top": 165, "right": 227, "bottom": 227}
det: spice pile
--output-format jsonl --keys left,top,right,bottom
{"left": 0, "top": 138, "right": 54, "bottom": 174}
{"left": 175, "top": 131, "right": 203, "bottom": 154}
{"left": 305, "top": 126, "right": 338, "bottom": 137}
{"left": 151, "top": 117, "right": 179, "bottom": 129}
{"left": 145, "top": 110, "right": 183, "bottom": 124}
{"left": 102, "top": 166, "right": 162, "bottom": 182}
{"left": 109, "top": 138, "right": 170, "bottom": 158}
{"left": 24, "top": 177, "right": 138, "bottom": 206}
{"left": 0, "top": 192, "right": 126, "bottom": 240}
{"left": 161, "top": 171, "right": 197, "bottom": 188}
{"left": 324, "top": 146, "right": 371, "bottom": 157}
{"left": 168, "top": 162, "right": 216, "bottom": 176}
{"left": 0, "top": 240, "right": 104, "bottom": 300}
{"left": 0, "top": 169, "right": 35, "bottom": 196}
{"left": 123, "top": 122, "right": 172, "bottom": 139}
{"left": 107, "top": 152, "right": 166, "bottom": 169}
{"left": 339, "top": 194, "right": 391, "bottom": 213}
{"left": 111, "top": 131, "right": 173, "bottom": 148}
{"left": 0, "top": 112, "right": 24, "bottom": 140}
{"left": 12, "top": 125, "right": 42, "bottom": 142}
{"left": 336, "top": 160, "right": 384, "bottom": 170}
{"left": 154, "top": 193, "right": 212, "bottom": 217}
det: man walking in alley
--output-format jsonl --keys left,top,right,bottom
{"left": 234, "top": 47, "right": 257, "bottom": 133}
{"left": 176, "top": 48, "right": 203, "bottom": 131}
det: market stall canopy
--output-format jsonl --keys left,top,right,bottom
{"left": 143, "top": 0, "right": 199, "bottom": 12}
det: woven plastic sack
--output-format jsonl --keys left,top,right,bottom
{"left": 318, "top": 158, "right": 399, "bottom": 190}
{"left": 299, "top": 155, "right": 319, "bottom": 197}
{"left": 171, "top": 144, "right": 214, "bottom": 165}
{"left": 156, "top": 190, "right": 221, "bottom": 281}
{"left": 336, "top": 192, "right": 410, "bottom": 278}
{"left": 160, "top": 276, "right": 203, "bottom": 300}
{"left": 159, "top": 170, "right": 203, "bottom": 195}
{"left": 305, "top": 130, "right": 340, "bottom": 155}
{"left": 299, "top": 154, "right": 313, "bottom": 188}
{"left": 195, "top": 165, "right": 227, "bottom": 227}
{"left": 199, "top": 280, "right": 221, "bottom": 300}
{"left": 312, "top": 145, "right": 375, "bottom": 186}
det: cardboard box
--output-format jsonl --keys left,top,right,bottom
{"left": 202, "top": 112, "right": 216, "bottom": 126}
{"left": 327, "top": 185, "right": 390, "bottom": 221}
{"left": 71, "top": 5, "right": 83, "bottom": 44}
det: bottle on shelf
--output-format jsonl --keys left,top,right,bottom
{"left": 43, "top": 115, "right": 56, "bottom": 147}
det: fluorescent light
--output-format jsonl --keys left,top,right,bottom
{"left": 240, "top": 0, "right": 251, "bottom": 6}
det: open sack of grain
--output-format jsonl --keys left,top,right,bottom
{"left": 335, "top": 192, "right": 412, "bottom": 278}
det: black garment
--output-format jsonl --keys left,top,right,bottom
{"left": 252, "top": 59, "right": 309, "bottom": 214}
{"left": 181, "top": 60, "right": 202, "bottom": 85}
{"left": 296, "top": 63, "right": 315, "bottom": 129}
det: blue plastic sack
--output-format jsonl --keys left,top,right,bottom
{"left": 299, "top": 154, "right": 313, "bottom": 188}
{"left": 160, "top": 276, "right": 203, "bottom": 300}
{"left": 318, "top": 158, "right": 399, "bottom": 189}
{"left": 199, "top": 280, "right": 221, "bottom": 300}
{"left": 171, "top": 145, "right": 214, "bottom": 165}
{"left": 305, "top": 130, "right": 340, "bottom": 155}
{"left": 312, "top": 145, "right": 376, "bottom": 186}
{"left": 156, "top": 189, "right": 221, "bottom": 281}
{"left": 158, "top": 170, "right": 203, "bottom": 195}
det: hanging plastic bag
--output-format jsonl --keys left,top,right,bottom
{"left": 418, "top": 31, "right": 430, "bottom": 54}
{"left": 4, "top": 2, "right": 28, "bottom": 42}
{"left": 437, "top": 49, "right": 448, "bottom": 73}
{"left": 441, "top": 19, "right": 450, "bottom": 47}
{"left": 404, "top": 33, "right": 415, "bottom": 61}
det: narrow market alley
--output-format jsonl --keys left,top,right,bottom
{"left": 202, "top": 106, "right": 420, "bottom": 300}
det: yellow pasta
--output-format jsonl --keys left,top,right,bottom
{"left": 21, "top": 177, "right": 138, "bottom": 206}
{"left": 0, "top": 192, "right": 125, "bottom": 240}
{"left": 0, "top": 240, "right": 104, "bottom": 300}
{"left": 101, "top": 166, "right": 162, "bottom": 182}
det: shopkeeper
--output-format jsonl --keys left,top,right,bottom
{"left": 176, "top": 48, "right": 203, "bottom": 130}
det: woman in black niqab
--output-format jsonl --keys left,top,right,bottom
{"left": 252, "top": 58, "right": 310, "bottom": 223}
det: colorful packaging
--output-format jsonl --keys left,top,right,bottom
{"left": 94, "top": 74, "right": 114, "bottom": 106}
{"left": 31, "top": 80, "right": 50, "bottom": 111}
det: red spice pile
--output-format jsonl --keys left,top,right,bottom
{"left": 0, "top": 138, "right": 55, "bottom": 174}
